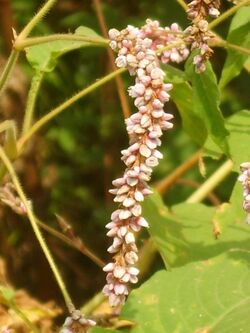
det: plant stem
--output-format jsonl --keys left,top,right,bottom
{"left": 81, "top": 292, "right": 106, "bottom": 316}
{"left": 0, "top": 0, "right": 58, "bottom": 95}
{"left": 17, "top": 0, "right": 58, "bottom": 40}
{"left": 14, "top": 34, "right": 109, "bottom": 50}
{"left": 156, "top": 41, "right": 187, "bottom": 56}
{"left": 0, "top": 146, "right": 74, "bottom": 312}
{"left": 0, "top": 50, "right": 19, "bottom": 95}
{"left": 17, "top": 68, "right": 127, "bottom": 151}
{"left": 208, "top": 0, "right": 250, "bottom": 30}
{"left": 155, "top": 150, "right": 202, "bottom": 194}
{"left": 186, "top": 160, "right": 234, "bottom": 203}
{"left": 93, "top": 0, "right": 131, "bottom": 119}
{"left": 11, "top": 303, "right": 40, "bottom": 333}
{"left": 216, "top": 40, "right": 250, "bottom": 56}
{"left": 22, "top": 71, "right": 44, "bottom": 135}
{"left": 176, "top": 0, "right": 188, "bottom": 11}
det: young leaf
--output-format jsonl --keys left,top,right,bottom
{"left": 26, "top": 26, "right": 105, "bottom": 72}
{"left": 121, "top": 252, "right": 250, "bottom": 333}
{"left": 144, "top": 191, "right": 250, "bottom": 268}
{"left": 219, "top": 7, "right": 250, "bottom": 89}
{"left": 164, "top": 65, "right": 207, "bottom": 145}
{"left": 185, "top": 59, "right": 229, "bottom": 154}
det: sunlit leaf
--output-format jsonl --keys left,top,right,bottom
{"left": 121, "top": 251, "right": 250, "bottom": 333}
{"left": 143, "top": 190, "right": 250, "bottom": 268}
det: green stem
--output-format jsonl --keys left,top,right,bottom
{"left": 11, "top": 303, "right": 40, "bottom": 333}
{"left": 216, "top": 41, "right": 250, "bottom": 56}
{"left": 14, "top": 34, "right": 109, "bottom": 50}
{"left": 156, "top": 41, "right": 187, "bottom": 56}
{"left": 17, "top": 68, "right": 127, "bottom": 151}
{"left": 0, "top": 50, "right": 19, "bottom": 95}
{"left": 208, "top": 0, "right": 250, "bottom": 30}
{"left": 176, "top": 0, "right": 188, "bottom": 11}
{"left": 22, "top": 71, "right": 44, "bottom": 135}
{"left": 17, "top": 0, "right": 58, "bottom": 40}
{"left": 0, "top": 0, "right": 58, "bottom": 96}
{"left": 0, "top": 146, "right": 74, "bottom": 312}
{"left": 186, "top": 160, "right": 234, "bottom": 203}
{"left": 81, "top": 292, "right": 106, "bottom": 316}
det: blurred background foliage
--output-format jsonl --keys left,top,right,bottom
{"left": 0, "top": 0, "right": 249, "bottom": 325}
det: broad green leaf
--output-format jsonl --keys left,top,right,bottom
{"left": 164, "top": 65, "right": 207, "bottom": 145}
{"left": 121, "top": 252, "right": 250, "bottom": 333}
{"left": 144, "top": 191, "right": 250, "bottom": 268}
{"left": 204, "top": 110, "right": 250, "bottom": 171}
{"left": 26, "top": 26, "right": 105, "bottom": 72}
{"left": 219, "top": 7, "right": 250, "bottom": 89}
{"left": 185, "top": 59, "right": 229, "bottom": 154}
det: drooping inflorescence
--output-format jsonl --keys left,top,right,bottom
{"left": 238, "top": 162, "right": 250, "bottom": 224}
{"left": 102, "top": 19, "right": 189, "bottom": 307}
{"left": 185, "top": 0, "right": 221, "bottom": 72}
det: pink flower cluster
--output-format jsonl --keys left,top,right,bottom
{"left": 60, "top": 309, "right": 95, "bottom": 333}
{"left": 238, "top": 162, "right": 250, "bottom": 224}
{"left": 103, "top": 20, "right": 181, "bottom": 307}
{"left": 186, "top": 0, "right": 221, "bottom": 72}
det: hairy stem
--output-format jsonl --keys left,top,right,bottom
{"left": 17, "top": 0, "right": 58, "bottom": 40}
{"left": 0, "top": 50, "right": 19, "bottom": 95}
{"left": 14, "top": 34, "right": 109, "bottom": 50}
{"left": 0, "top": 146, "right": 74, "bottom": 312}
{"left": 0, "top": 0, "right": 58, "bottom": 95}
{"left": 17, "top": 68, "right": 126, "bottom": 151}
{"left": 93, "top": 0, "right": 131, "bottom": 118}
{"left": 209, "top": 0, "right": 250, "bottom": 30}
{"left": 22, "top": 71, "right": 44, "bottom": 135}
{"left": 186, "top": 160, "right": 234, "bottom": 203}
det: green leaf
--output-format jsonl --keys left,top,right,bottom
{"left": 164, "top": 65, "right": 207, "bottom": 145}
{"left": 204, "top": 110, "right": 250, "bottom": 171}
{"left": 26, "top": 26, "right": 104, "bottom": 72}
{"left": 185, "top": 59, "right": 229, "bottom": 154}
{"left": 226, "top": 110, "right": 250, "bottom": 171}
{"left": 144, "top": 190, "right": 250, "bottom": 268}
{"left": 219, "top": 7, "right": 250, "bottom": 89}
{"left": 121, "top": 252, "right": 250, "bottom": 333}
